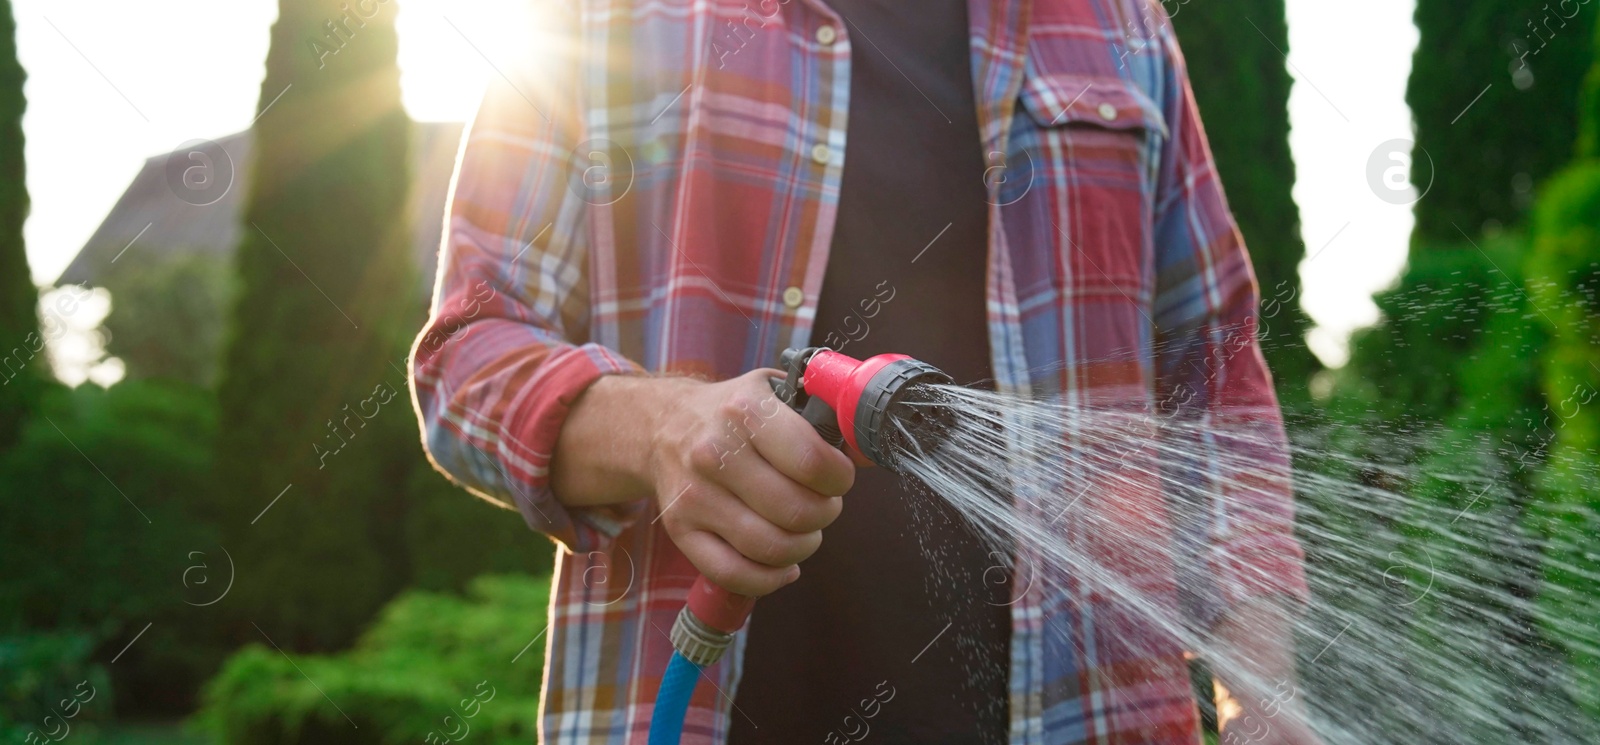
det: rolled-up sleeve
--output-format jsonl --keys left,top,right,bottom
{"left": 1148, "top": 15, "right": 1309, "bottom": 630}
{"left": 409, "top": 63, "right": 645, "bottom": 554}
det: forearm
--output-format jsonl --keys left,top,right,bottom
{"left": 550, "top": 374, "right": 690, "bottom": 507}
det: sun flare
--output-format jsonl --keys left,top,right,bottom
{"left": 396, "top": 0, "right": 549, "bottom": 123}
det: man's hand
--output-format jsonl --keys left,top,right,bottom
{"left": 552, "top": 369, "right": 854, "bottom": 597}
{"left": 1214, "top": 598, "right": 1326, "bottom": 745}
{"left": 648, "top": 369, "right": 854, "bottom": 596}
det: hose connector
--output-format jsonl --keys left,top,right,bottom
{"left": 669, "top": 605, "right": 737, "bottom": 666}
{"left": 670, "top": 575, "right": 756, "bottom": 666}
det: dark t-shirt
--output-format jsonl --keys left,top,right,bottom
{"left": 729, "top": 1, "right": 1009, "bottom": 742}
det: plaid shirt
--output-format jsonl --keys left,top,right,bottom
{"left": 409, "top": 0, "right": 1308, "bottom": 742}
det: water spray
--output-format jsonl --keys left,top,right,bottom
{"left": 648, "top": 347, "right": 953, "bottom": 744}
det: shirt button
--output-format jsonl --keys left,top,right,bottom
{"left": 782, "top": 286, "right": 805, "bottom": 308}
{"left": 811, "top": 143, "right": 831, "bottom": 166}
{"left": 1097, "top": 102, "right": 1118, "bottom": 121}
{"left": 816, "top": 25, "right": 837, "bottom": 45}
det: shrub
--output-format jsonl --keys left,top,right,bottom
{"left": 0, "top": 380, "right": 217, "bottom": 627}
{"left": 0, "top": 380, "right": 229, "bottom": 715}
{"left": 196, "top": 575, "right": 550, "bottom": 745}
{"left": 1315, "top": 233, "right": 1594, "bottom": 738}
{"left": 1526, "top": 159, "right": 1600, "bottom": 722}
{"left": 0, "top": 631, "right": 112, "bottom": 743}
{"left": 0, "top": 366, "right": 554, "bottom": 718}
{"left": 1340, "top": 233, "right": 1537, "bottom": 425}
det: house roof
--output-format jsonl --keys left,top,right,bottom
{"left": 58, "top": 121, "right": 466, "bottom": 299}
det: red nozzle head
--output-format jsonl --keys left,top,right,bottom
{"left": 793, "top": 349, "right": 953, "bottom": 468}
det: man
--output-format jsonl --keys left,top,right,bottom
{"left": 410, "top": 0, "right": 1313, "bottom": 742}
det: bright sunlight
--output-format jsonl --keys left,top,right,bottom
{"left": 395, "top": 0, "right": 549, "bottom": 123}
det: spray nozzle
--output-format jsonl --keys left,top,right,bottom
{"left": 771, "top": 347, "right": 954, "bottom": 470}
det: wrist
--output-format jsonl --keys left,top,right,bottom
{"left": 552, "top": 373, "right": 686, "bottom": 506}
{"left": 640, "top": 375, "right": 702, "bottom": 489}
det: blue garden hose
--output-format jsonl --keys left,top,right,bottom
{"left": 648, "top": 651, "right": 705, "bottom": 745}
{"left": 648, "top": 348, "right": 947, "bottom": 743}
{"left": 650, "top": 585, "right": 748, "bottom": 744}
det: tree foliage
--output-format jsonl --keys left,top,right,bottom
{"left": 1408, "top": 0, "right": 1594, "bottom": 242}
{"left": 0, "top": 0, "right": 38, "bottom": 451}
{"left": 1525, "top": 88, "right": 1600, "bottom": 720}
{"left": 102, "top": 254, "right": 233, "bottom": 387}
{"left": 1171, "top": 0, "right": 1318, "bottom": 404}
{"left": 1316, "top": 6, "right": 1600, "bottom": 738}
{"left": 210, "top": 0, "right": 556, "bottom": 656}
{"left": 1354, "top": 3, "right": 1596, "bottom": 426}
{"left": 212, "top": 0, "right": 420, "bottom": 650}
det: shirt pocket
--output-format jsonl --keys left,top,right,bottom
{"left": 1005, "top": 71, "right": 1168, "bottom": 365}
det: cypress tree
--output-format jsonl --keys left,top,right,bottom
{"left": 214, "top": 0, "right": 416, "bottom": 649}
{"left": 1579, "top": 5, "right": 1600, "bottom": 164}
{"left": 1171, "top": 1, "right": 1318, "bottom": 404}
{"left": 1408, "top": 0, "right": 1593, "bottom": 241}
{"left": 0, "top": 0, "right": 38, "bottom": 451}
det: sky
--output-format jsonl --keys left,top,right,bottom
{"left": 1281, "top": 0, "right": 1421, "bottom": 366}
{"left": 16, "top": 0, "right": 1418, "bottom": 376}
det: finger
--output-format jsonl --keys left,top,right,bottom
{"left": 736, "top": 377, "right": 855, "bottom": 496}
{"left": 698, "top": 486, "right": 823, "bottom": 567}
{"left": 741, "top": 366, "right": 791, "bottom": 407}
{"left": 668, "top": 479, "right": 823, "bottom": 568}
{"left": 711, "top": 446, "right": 843, "bottom": 533}
{"left": 674, "top": 529, "right": 800, "bottom": 597}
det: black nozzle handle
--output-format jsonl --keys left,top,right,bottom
{"left": 767, "top": 347, "right": 846, "bottom": 449}
{"left": 800, "top": 397, "right": 845, "bottom": 448}
{"left": 767, "top": 371, "right": 845, "bottom": 449}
